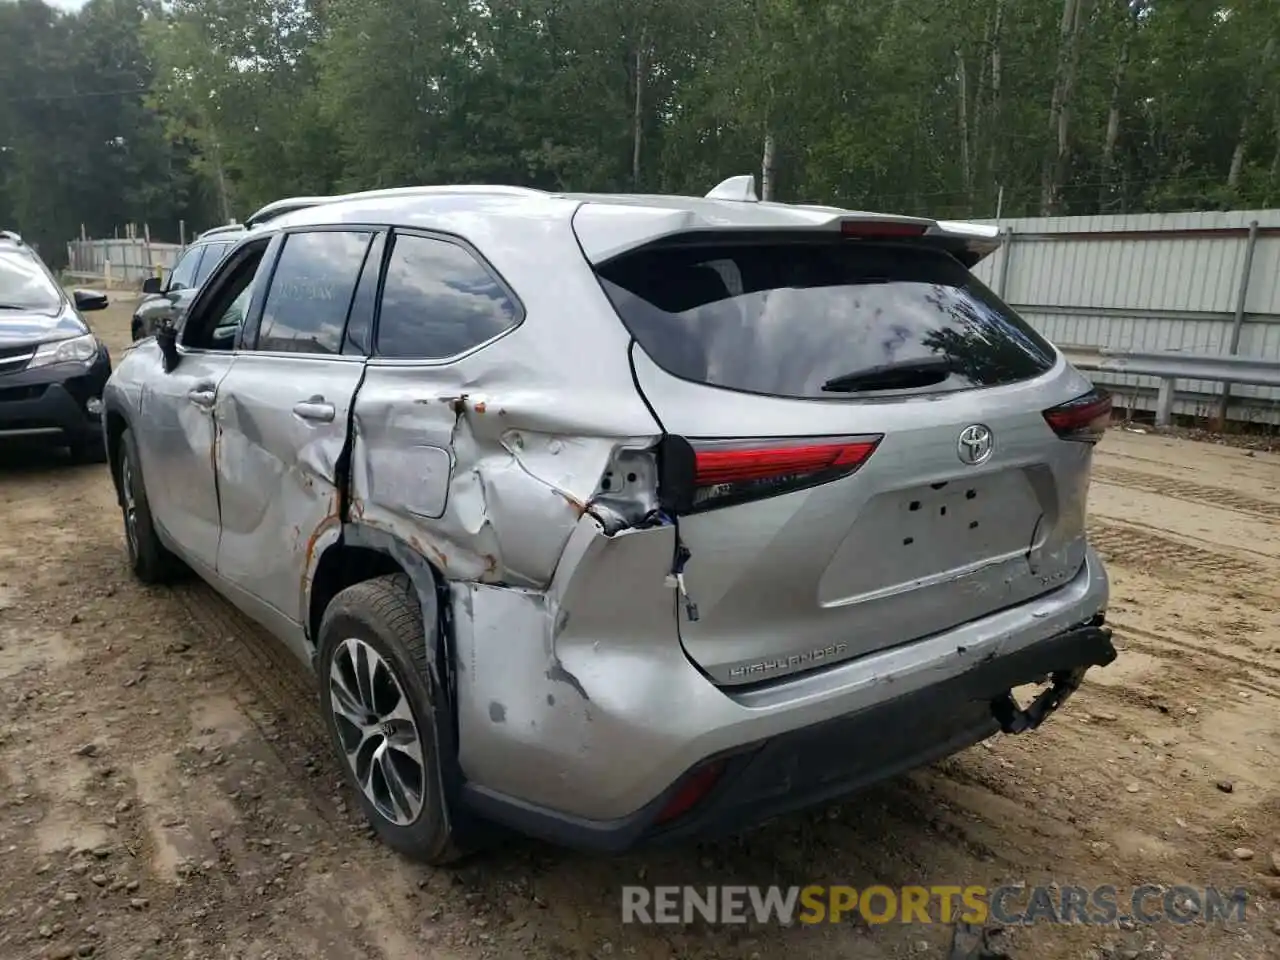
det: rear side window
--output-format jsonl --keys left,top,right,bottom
{"left": 167, "top": 246, "right": 202, "bottom": 291}
{"left": 375, "top": 234, "right": 519, "bottom": 360}
{"left": 596, "top": 241, "right": 1056, "bottom": 399}
{"left": 255, "top": 231, "right": 371, "bottom": 354}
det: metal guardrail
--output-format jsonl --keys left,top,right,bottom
{"left": 1061, "top": 345, "right": 1280, "bottom": 426}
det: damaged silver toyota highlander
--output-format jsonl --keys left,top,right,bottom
{"left": 102, "top": 177, "right": 1115, "bottom": 863}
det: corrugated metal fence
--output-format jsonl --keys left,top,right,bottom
{"left": 972, "top": 209, "right": 1280, "bottom": 425}
{"left": 65, "top": 238, "right": 182, "bottom": 288}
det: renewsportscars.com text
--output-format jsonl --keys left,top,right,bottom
{"left": 621, "top": 884, "right": 1248, "bottom": 926}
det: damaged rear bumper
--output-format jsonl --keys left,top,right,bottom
{"left": 455, "top": 532, "right": 1112, "bottom": 852}
{"left": 464, "top": 616, "right": 1114, "bottom": 852}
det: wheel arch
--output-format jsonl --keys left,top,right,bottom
{"left": 309, "top": 523, "right": 465, "bottom": 813}
{"left": 103, "top": 400, "right": 131, "bottom": 503}
{"left": 308, "top": 523, "right": 455, "bottom": 707}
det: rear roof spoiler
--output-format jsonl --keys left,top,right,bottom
{"left": 574, "top": 192, "right": 1004, "bottom": 268}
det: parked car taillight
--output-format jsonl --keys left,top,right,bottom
{"left": 1043, "top": 387, "right": 1112, "bottom": 443}
{"left": 687, "top": 435, "right": 882, "bottom": 512}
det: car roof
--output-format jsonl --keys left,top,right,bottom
{"left": 193, "top": 224, "right": 247, "bottom": 243}
{"left": 243, "top": 177, "right": 1002, "bottom": 266}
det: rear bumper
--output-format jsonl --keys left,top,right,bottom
{"left": 464, "top": 616, "right": 1114, "bottom": 851}
{"left": 0, "top": 351, "right": 111, "bottom": 445}
{"left": 454, "top": 533, "right": 1111, "bottom": 848}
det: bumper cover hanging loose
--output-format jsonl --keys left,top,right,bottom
{"left": 989, "top": 618, "right": 1116, "bottom": 735}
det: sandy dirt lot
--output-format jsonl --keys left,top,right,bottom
{"left": 1, "top": 300, "right": 1278, "bottom": 960}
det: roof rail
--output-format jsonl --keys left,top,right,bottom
{"left": 705, "top": 175, "right": 759, "bottom": 202}
{"left": 242, "top": 184, "right": 550, "bottom": 229}
{"left": 195, "top": 223, "right": 245, "bottom": 241}
{"left": 244, "top": 196, "right": 336, "bottom": 229}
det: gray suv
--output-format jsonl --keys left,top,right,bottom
{"left": 101, "top": 179, "right": 1114, "bottom": 863}
{"left": 131, "top": 225, "right": 245, "bottom": 341}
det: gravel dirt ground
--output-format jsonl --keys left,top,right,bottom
{"left": 1, "top": 299, "right": 1278, "bottom": 960}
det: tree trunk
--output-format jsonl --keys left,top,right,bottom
{"left": 1227, "top": 113, "right": 1251, "bottom": 191}
{"left": 986, "top": 0, "right": 1004, "bottom": 200}
{"left": 957, "top": 48, "right": 972, "bottom": 200}
{"left": 1268, "top": 93, "right": 1280, "bottom": 205}
{"left": 1041, "top": 0, "right": 1089, "bottom": 216}
{"left": 1100, "top": 18, "right": 1132, "bottom": 209}
{"left": 1229, "top": 36, "right": 1276, "bottom": 192}
{"left": 761, "top": 130, "right": 776, "bottom": 201}
{"left": 632, "top": 27, "right": 647, "bottom": 190}
{"left": 973, "top": 9, "right": 992, "bottom": 152}
{"left": 212, "top": 143, "right": 232, "bottom": 224}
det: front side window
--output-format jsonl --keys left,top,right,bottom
{"left": 182, "top": 240, "right": 270, "bottom": 351}
{"left": 255, "top": 231, "right": 371, "bottom": 355}
{"left": 167, "top": 247, "right": 203, "bottom": 292}
{"left": 375, "top": 234, "right": 519, "bottom": 360}
{"left": 0, "top": 247, "right": 62, "bottom": 313}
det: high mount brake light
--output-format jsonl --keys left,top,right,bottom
{"left": 840, "top": 220, "right": 928, "bottom": 239}
{"left": 690, "top": 436, "right": 881, "bottom": 512}
{"left": 1043, "top": 387, "right": 1112, "bottom": 442}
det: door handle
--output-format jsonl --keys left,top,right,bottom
{"left": 292, "top": 399, "right": 336, "bottom": 423}
{"left": 187, "top": 386, "right": 215, "bottom": 408}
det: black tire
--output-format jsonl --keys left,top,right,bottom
{"left": 317, "top": 573, "right": 462, "bottom": 865}
{"left": 117, "top": 427, "right": 182, "bottom": 583}
{"left": 68, "top": 433, "right": 108, "bottom": 465}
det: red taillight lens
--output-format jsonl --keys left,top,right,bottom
{"left": 691, "top": 436, "right": 881, "bottom": 511}
{"left": 840, "top": 219, "right": 928, "bottom": 239}
{"left": 1043, "top": 387, "right": 1112, "bottom": 442}
{"left": 655, "top": 761, "right": 725, "bottom": 824}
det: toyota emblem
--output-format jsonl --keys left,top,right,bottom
{"left": 957, "top": 424, "right": 994, "bottom": 465}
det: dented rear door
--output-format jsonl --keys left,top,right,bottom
{"left": 213, "top": 229, "right": 379, "bottom": 627}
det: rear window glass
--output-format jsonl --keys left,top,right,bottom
{"left": 595, "top": 241, "right": 1056, "bottom": 399}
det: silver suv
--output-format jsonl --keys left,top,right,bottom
{"left": 102, "top": 179, "right": 1114, "bottom": 863}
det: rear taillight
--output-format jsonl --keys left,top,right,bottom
{"left": 690, "top": 435, "right": 881, "bottom": 512}
{"left": 1043, "top": 387, "right": 1112, "bottom": 442}
{"left": 840, "top": 219, "right": 928, "bottom": 239}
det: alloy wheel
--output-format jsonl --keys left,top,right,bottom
{"left": 120, "top": 458, "right": 139, "bottom": 561}
{"left": 328, "top": 637, "right": 427, "bottom": 826}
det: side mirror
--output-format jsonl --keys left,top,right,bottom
{"left": 73, "top": 289, "right": 109, "bottom": 312}
{"left": 141, "top": 275, "right": 163, "bottom": 295}
{"left": 156, "top": 320, "right": 181, "bottom": 373}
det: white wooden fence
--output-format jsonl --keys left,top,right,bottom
{"left": 65, "top": 238, "right": 183, "bottom": 289}
{"left": 972, "top": 209, "right": 1280, "bottom": 426}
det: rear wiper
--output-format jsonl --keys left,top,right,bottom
{"left": 821, "top": 356, "right": 953, "bottom": 393}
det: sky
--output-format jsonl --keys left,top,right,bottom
{"left": 46, "top": 0, "right": 88, "bottom": 9}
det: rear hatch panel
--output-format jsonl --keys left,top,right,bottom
{"left": 588, "top": 226, "right": 1100, "bottom": 686}
{"left": 632, "top": 349, "right": 1095, "bottom": 686}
